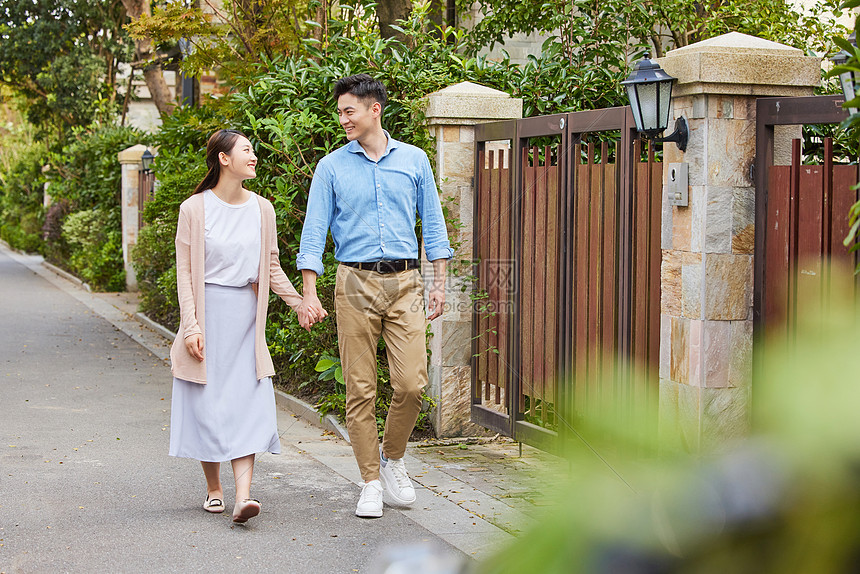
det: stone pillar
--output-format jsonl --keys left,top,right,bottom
{"left": 657, "top": 33, "right": 821, "bottom": 451}
{"left": 423, "top": 82, "right": 523, "bottom": 437}
{"left": 117, "top": 144, "right": 147, "bottom": 292}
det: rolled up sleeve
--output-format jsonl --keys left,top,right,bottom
{"left": 417, "top": 155, "right": 454, "bottom": 262}
{"left": 297, "top": 163, "right": 334, "bottom": 277}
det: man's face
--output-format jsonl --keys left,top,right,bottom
{"left": 337, "top": 93, "right": 380, "bottom": 142}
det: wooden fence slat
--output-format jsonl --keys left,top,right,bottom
{"left": 648, "top": 148, "right": 662, "bottom": 386}
{"left": 765, "top": 165, "right": 791, "bottom": 339}
{"left": 633, "top": 148, "right": 650, "bottom": 368}
{"left": 497, "top": 154, "right": 511, "bottom": 403}
{"left": 585, "top": 143, "right": 600, "bottom": 404}
{"left": 521, "top": 148, "right": 535, "bottom": 414}
{"left": 488, "top": 150, "right": 501, "bottom": 404}
{"left": 574, "top": 144, "right": 590, "bottom": 415}
{"left": 796, "top": 164, "right": 824, "bottom": 325}
{"left": 474, "top": 149, "right": 486, "bottom": 403}
{"left": 832, "top": 163, "right": 859, "bottom": 314}
{"left": 545, "top": 154, "right": 559, "bottom": 413}
{"left": 832, "top": 165, "right": 858, "bottom": 258}
{"left": 601, "top": 147, "right": 618, "bottom": 394}
{"left": 480, "top": 150, "right": 492, "bottom": 400}
{"left": 531, "top": 147, "right": 548, "bottom": 418}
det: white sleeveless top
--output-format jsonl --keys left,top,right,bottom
{"left": 203, "top": 189, "right": 262, "bottom": 286}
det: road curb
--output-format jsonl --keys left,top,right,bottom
{"left": 41, "top": 260, "right": 92, "bottom": 292}
{"left": 135, "top": 312, "right": 178, "bottom": 341}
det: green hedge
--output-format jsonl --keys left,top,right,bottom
{"left": 43, "top": 123, "right": 145, "bottom": 290}
{"left": 0, "top": 150, "right": 46, "bottom": 253}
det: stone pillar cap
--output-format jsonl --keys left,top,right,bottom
{"left": 658, "top": 32, "right": 820, "bottom": 97}
{"left": 118, "top": 144, "right": 148, "bottom": 165}
{"left": 424, "top": 81, "right": 523, "bottom": 124}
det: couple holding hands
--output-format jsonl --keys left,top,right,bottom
{"left": 167, "top": 74, "right": 452, "bottom": 523}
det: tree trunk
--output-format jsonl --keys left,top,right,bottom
{"left": 121, "top": 0, "right": 176, "bottom": 117}
{"left": 377, "top": 0, "right": 412, "bottom": 43}
{"left": 427, "top": 0, "right": 448, "bottom": 29}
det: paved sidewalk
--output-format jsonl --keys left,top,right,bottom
{"left": 0, "top": 244, "right": 566, "bottom": 572}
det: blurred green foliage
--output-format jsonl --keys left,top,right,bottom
{"left": 481, "top": 279, "right": 860, "bottom": 573}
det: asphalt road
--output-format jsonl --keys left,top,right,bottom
{"left": 0, "top": 249, "right": 464, "bottom": 573}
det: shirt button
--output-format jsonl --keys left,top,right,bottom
{"left": 380, "top": 223, "right": 385, "bottom": 227}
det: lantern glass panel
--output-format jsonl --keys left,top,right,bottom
{"left": 626, "top": 85, "right": 644, "bottom": 132}
{"left": 658, "top": 80, "right": 673, "bottom": 131}
{"left": 636, "top": 82, "right": 658, "bottom": 132}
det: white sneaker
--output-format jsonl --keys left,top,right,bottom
{"left": 355, "top": 479, "right": 384, "bottom": 518}
{"left": 379, "top": 448, "right": 417, "bottom": 505}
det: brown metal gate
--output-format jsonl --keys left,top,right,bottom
{"left": 471, "top": 107, "right": 662, "bottom": 450}
{"left": 754, "top": 95, "right": 857, "bottom": 357}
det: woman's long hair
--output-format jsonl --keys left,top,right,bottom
{"left": 192, "top": 129, "right": 247, "bottom": 195}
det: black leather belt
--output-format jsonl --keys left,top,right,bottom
{"left": 341, "top": 259, "right": 420, "bottom": 274}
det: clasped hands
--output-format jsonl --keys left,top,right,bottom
{"left": 298, "top": 293, "right": 328, "bottom": 331}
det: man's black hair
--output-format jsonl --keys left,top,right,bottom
{"left": 333, "top": 74, "right": 387, "bottom": 111}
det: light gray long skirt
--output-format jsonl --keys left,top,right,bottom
{"left": 169, "top": 283, "right": 281, "bottom": 462}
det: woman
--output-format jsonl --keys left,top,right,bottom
{"left": 169, "top": 129, "right": 323, "bottom": 523}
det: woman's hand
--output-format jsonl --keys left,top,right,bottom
{"left": 298, "top": 294, "right": 328, "bottom": 332}
{"left": 185, "top": 333, "right": 204, "bottom": 361}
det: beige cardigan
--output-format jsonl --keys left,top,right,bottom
{"left": 170, "top": 192, "right": 303, "bottom": 384}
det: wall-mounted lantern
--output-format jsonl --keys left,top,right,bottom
{"left": 140, "top": 149, "right": 154, "bottom": 174}
{"left": 622, "top": 55, "right": 688, "bottom": 152}
{"left": 832, "top": 32, "right": 858, "bottom": 115}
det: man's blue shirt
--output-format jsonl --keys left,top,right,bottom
{"left": 297, "top": 132, "right": 454, "bottom": 277}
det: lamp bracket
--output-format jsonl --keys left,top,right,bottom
{"left": 651, "top": 117, "right": 688, "bottom": 152}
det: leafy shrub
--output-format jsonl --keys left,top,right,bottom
{"left": 132, "top": 106, "right": 218, "bottom": 328}
{"left": 43, "top": 123, "right": 145, "bottom": 289}
{"left": 41, "top": 200, "right": 71, "bottom": 264}
{"left": 0, "top": 150, "right": 46, "bottom": 253}
{"left": 61, "top": 208, "right": 125, "bottom": 291}
{"left": 132, "top": 217, "right": 180, "bottom": 331}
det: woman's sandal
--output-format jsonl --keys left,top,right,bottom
{"left": 203, "top": 495, "right": 225, "bottom": 513}
{"left": 232, "top": 498, "right": 261, "bottom": 523}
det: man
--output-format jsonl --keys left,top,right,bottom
{"left": 297, "top": 74, "right": 452, "bottom": 518}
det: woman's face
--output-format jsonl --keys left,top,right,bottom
{"left": 221, "top": 136, "right": 257, "bottom": 180}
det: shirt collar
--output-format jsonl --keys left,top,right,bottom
{"left": 346, "top": 130, "right": 399, "bottom": 161}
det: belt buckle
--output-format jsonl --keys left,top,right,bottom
{"left": 374, "top": 260, "right": 388, "bottom": 274}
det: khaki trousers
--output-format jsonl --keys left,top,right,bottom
{"left": 334, "top": 264, "right": 427, "bottom": 482}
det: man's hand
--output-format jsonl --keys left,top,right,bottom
{"left": 427, "top": 287, "right": 445, "bottom": 320}
{"left": 427, "top": 258, "right": 447, "bottom": 321}
{"left": 185, "top": 333, "right": 204, "bottom": 361}
{"left": 299, "top": 292, "right": 328, "bottom": 331}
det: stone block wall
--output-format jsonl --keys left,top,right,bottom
{"left": 423, "top": 82, "right": 523, "bottom": 437}
{"left": 657, "top": 33, "right": 820, "bottom": 451}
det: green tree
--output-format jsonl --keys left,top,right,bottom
{"left": 121, "top": 0, "right": 176, "bottom": 117}
{"left": 0, "top": 0, "right": 132, "bottom": 137}
{"left": 462, "top": 0, "right": 843, "bottom": 60}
